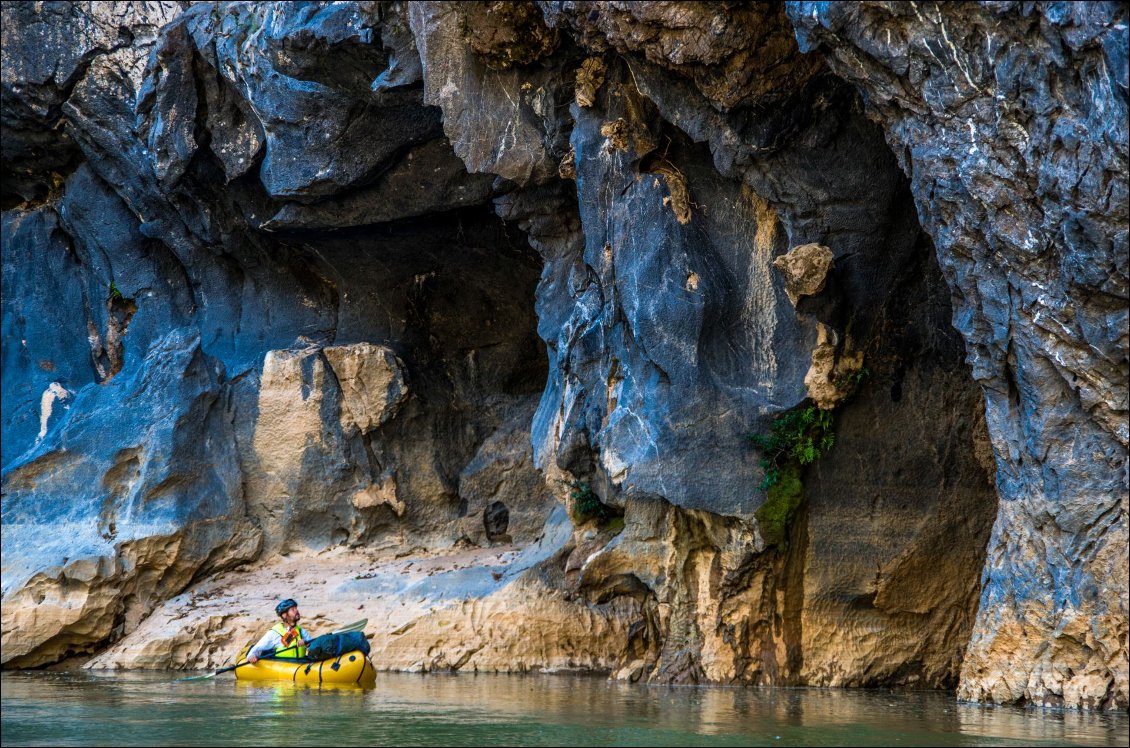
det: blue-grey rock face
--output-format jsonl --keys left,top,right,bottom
{"left": 140, "top": 3, "right": 444, "bottom": 200}
{"left": 2, "top": 0, "right": 551, "bottom": 667}
{"left": 2, "top": 326, "right": 254, "bottom": 667}
{"left": 532, "top": 63, "right": 812, "bottom": 515}
{"left": 1, "top": 206, "right": 95, "bottom": 467}
{"left": 0, "top": 1, "right": 182, "bottom": 205}
{"left": 787, "top": 0, "right": 1128, "bottom": 709}
{"left": 452, "top": 1, "right": 997, "bottom": 689}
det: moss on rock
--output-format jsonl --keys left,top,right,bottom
{"left": 754, "top": 464, "right": 803, "bottom": 548}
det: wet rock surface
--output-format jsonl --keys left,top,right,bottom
{"left": 2, "top": 0, "right": 1124, "bottom": 710}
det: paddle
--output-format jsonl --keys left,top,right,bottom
{"left": 331, "top": 618, "right": 368, "bottom": 634}
{"left": 176, "top": 658, "right": 256, "bottom": 682}
{"left": 176, "top": 618, "right": 368, "bottom": 681}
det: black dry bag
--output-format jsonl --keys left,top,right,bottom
{"left": 306, "top": 631, "right": 371, "bottom": 659}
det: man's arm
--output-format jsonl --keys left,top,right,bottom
{"left": 247, "top": 630, "right": 280, "bottom": 662}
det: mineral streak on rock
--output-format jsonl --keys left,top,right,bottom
{"left": 1, "top": 0, "right": 1124, "bottom": 711}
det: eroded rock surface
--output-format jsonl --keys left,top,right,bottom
{"left": 1, "top": 328, "right": 255, "bottom": 668}
{"left": 788, "top": 0, "right": 1129, "bottom": 709}
{"left": 539, "top": 1, "right": 825, "bottom": 110}
{"left": 88, "top": 508, "right": 634, "bottom": 674}
{"left": 1, "top": 1, "right": 182, "bottom": 205}
{"left": 2, "top": 0, "right": 551, "bottom": 667}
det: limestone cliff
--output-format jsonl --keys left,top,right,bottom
{"left": 1, "top": 1, "right": 1125, "bottom": 710}
{"left": 788, "top": 2, "right": 1129, "bottom": 709}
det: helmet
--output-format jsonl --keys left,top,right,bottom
{"left": 275, "top": 598, "right": 298, "bottom": 617}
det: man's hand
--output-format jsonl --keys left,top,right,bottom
{"left": 249, "top": 654, "right": 259, "bottom": 664}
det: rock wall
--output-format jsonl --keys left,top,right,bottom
{"left": 2, "top": 0, "right": 555, "bottom": 667}
{"left": 789, "top": 0, "right": 1128, "bottom": 709}
{"left": 2, "top": 0, "right": 1125, "bottom": 710}
{"left": 87, "top": 509, "right": 638, "bottom": 675}
{"left": 485, "top": 0, "right": 998, "bottom": 689}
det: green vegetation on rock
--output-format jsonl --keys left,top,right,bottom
{"left": 750, "top": 404, "right": 835, "bottom": 490}
{"left": 754, "top": 463, "right": 803, "bottom": 548}
{"left": 566, "top": 479, "right": 616, "bottom": 526}
{"left": 749, "top": 367, "right": 869, "bottom": 548}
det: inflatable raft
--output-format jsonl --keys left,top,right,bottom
{"left": 233, "top": 644, "right": 376, "bottom": 686}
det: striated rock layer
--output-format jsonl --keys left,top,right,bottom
{"left": 2, "top": 0, "right": 1125, "bottom": 710}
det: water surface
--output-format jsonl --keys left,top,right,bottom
{"left": 2, "top": 671, "right": 1125, "bottom": 746}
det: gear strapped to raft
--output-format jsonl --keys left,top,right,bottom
{"left": 304, "top": 631, "right": 370, "bottom": 660}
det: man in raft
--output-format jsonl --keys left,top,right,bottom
{"left": 247, "top": 598, "right": 314, "bottom": 663}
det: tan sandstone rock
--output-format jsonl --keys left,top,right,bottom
{"left": 803, "top": 323, "right": 864, "bottom": 410}
{"left": 322, "top": 343, "right": 408, "bottom": 436}
{"left": 957, "top": 498, "right": 1129, "bottom": 709}
{"left": 2, "top": 520, "right": 260, "bottom": 668}
{"left": 88, "top": 508, "right": 637, "bottom": 675}
{"left": 243, "top": 344, "right": 410, "bottom": 553}
{"left": 771, "top": 243, "right": 834, "bottom": 307}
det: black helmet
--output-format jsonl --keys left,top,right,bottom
{"left": 275, "top": 598, "right": 298, "bottom": 617}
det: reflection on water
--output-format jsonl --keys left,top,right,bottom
{"left": 2, "top": 670, "right": 1126, "bottom": 747}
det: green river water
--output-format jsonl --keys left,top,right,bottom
{"left": 1, "top": 671, "right": 1126, "bottom": 747}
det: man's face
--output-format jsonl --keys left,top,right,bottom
{"left": 281, "top": 606, "right": 300, "bottom": 626}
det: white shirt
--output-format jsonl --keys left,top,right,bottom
{"left": 249, "top": 625, "right": 311, "bottom": 658}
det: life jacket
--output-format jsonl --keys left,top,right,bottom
{"left": 271, "top": 622, "right": 310, "bottom": 658}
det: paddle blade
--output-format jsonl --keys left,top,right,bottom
{"left": 175, "top": 661, "right": 244, "bottom": 682}
{"left": 330, "top": 617, "right": 367, "bottom": 634}
{"left": 175, "top": 671, "right": 218, "bottom": 682}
